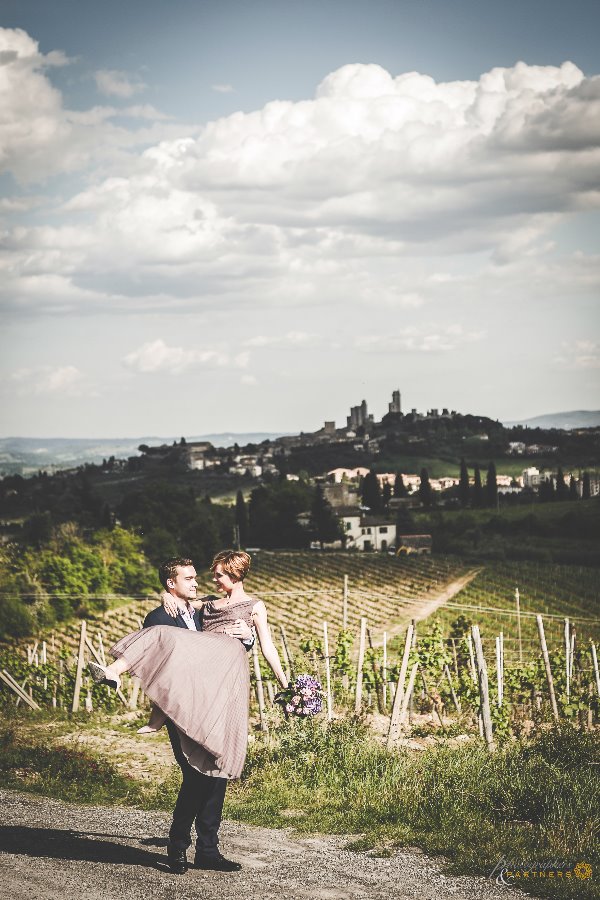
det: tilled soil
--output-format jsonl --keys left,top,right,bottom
{"left": 0, "top": 788, "right": 525, "bottom": 900}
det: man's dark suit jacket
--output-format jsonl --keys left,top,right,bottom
{"left": 143, "top": 604, "right": 202, "bottom": 631}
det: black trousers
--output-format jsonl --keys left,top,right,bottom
{"left": 165, "top": 719, "right": 227, "bottom": 855}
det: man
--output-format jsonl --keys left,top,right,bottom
{"left": 143, "top": 556, "right": 253, "bottom": 876}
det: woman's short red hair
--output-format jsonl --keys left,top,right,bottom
{"left": 211, "top": 549, "right": 251, "bottom": 582}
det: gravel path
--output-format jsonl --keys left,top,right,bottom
{"left": 0, "top": 788, "right": 525, "bottom": 900}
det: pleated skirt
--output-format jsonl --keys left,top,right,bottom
{"left": 110, "top": 626, "right": 249, "bottom": 779}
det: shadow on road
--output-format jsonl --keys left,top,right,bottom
{"left": 0, "top": 826, "right": 165, "bottom": 869}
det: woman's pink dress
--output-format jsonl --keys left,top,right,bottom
{"left": 110, "top": 597, "right": 254, "bottom": 779}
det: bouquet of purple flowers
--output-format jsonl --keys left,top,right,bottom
{"left": 275, "top": 674, "right": 323, "bottom": 717}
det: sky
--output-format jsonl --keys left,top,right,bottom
{"left": 0, "top": 0, "right": 599, "bottom": 438}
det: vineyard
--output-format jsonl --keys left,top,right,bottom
{"left": 1, "top": 552, "right": 599, "bottom": 743}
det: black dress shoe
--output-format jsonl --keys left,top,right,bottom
{"left": 167, "top": 845, "right": 189, "bottom": 875}
{"left": 194, "top": 851, "right": 242, "bottom": 872}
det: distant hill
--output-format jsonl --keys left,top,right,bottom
{"left": 0, "top": 433, "right": 289, "bottom": 473}
{"left": 504, "top": 411, "right": 600, "bottom": 430}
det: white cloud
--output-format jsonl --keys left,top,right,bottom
{"left": 94, "top": 69, "right": 147, "bottom": 98}
{"left": 555, "top": 340, "right": 600, "bottom": 369}
{"left": 244, "top": 331, "right": 317, "bottom": 348}
{"left": 240, "top": 374, "right": 258, "bottom": 386}
{"left": 211, "top": 83, "right": 234, "bottom": 93}
{"left": 1, "top": 33, "right": 599, "bottom": 355}
{"left": 0, "top": 28, "right": 190, "bottom": 183}
{"left": 355, "top": 326, "right": 485, "bottom": 354}
{"left": 122, "top": 339, "right": 249, "bottom": 374}
{"left": 11, "top": 365, "right": 84, "bottom": 394}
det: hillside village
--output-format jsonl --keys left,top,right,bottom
{"left": 132, "top": 389, "right": 599, "bottom": 497}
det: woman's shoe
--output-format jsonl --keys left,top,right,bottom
{"left": 137, "top": 725, "right": 158, "bottom": 734}
{"left": 88, "top": 661, "right": 121, "bottom": 690}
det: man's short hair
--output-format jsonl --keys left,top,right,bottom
{"left": 158, "top": 557, "right": 194, "bottom": 588}
{"left": 211, "top": 549, "right": 251, "bottom": 582}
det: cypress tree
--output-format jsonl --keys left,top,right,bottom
{"left": 310, "top": 485, "right": 341, "bottom": 549}
{"left": 486, "top": 461, "right": 498, "bottom": 509}
{"left": 582, "top": 472, "right": 591, "bottom": 500}
{"left": 458, "top": 457, "right": 470, "bottom": 508}
{"left": 473, "top": 464, "right": 483, "bottom": 508}
{"left": 419, "top": 468, "right": 433, "bottom": 507}
{"left": 569, "top": 475, "right": 578, "bottom": 500}
{"left": 393, "top": 472, "right": 408, "bottom": 498}
{"left": 361, "top": 470, "right": 382, "bottom": 511}
{"left": 539, "top": 477, "right": 555, "bottom": 503}
{"left": 556, "top": 467, "right": 569, "bottom": 501}
{"left": 382, "top": 480, "right": 392, "bottom": 509}
{"left": 235, "top": 490, "right": 248, "bottom": 547}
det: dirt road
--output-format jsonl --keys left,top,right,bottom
{"left": 0, "top": 788, "right": 524, "bottom": 900}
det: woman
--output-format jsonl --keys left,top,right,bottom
{"left": 89, "top": 550, "right": 287, "bottom": 780}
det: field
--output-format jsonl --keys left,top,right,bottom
{"left": 2, "top": 551, "right": 599, "bottom": 898}
{"left": 2, "top": 551, "right": 598, "bottom": 719}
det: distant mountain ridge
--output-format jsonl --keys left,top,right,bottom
{"left": 503, "top": 411, "right": 600, "bottom": 430}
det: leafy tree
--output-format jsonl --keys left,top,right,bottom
{"left": 395, "top": 505, "right": 416, "bottom": 534}
{"left": 418, "top": 468, "right": 433, "bottom": 507}
{"left": 486, "top": 461, "right": 498, "bottom": 509}
{"left": 458, "top": 457, "right": 470, "bottom": 508}
{"left": 473, "top": 464, "right": 484, "bottom": 508}
{"left": 393, "top": 472, "right": 408, "bottom": 498}
{"left": 310, "top": 486, "right": 341, "bottom": 548}
{"left": 248, "top": 482, "right": 312, "bottom": 549}
{"left": 22, "top": 512, "right": 53, "bottom": 547}
{"left": 235, "top": 490, "right": 249, "bottom": 547}
{"left": 361, "top": 470, "right": 382, "bottom": 512}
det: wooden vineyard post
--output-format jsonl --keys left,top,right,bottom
{"left": 265, "top": 681, "right": 275, "bottom": 705}
{"left": 451, "top": 638, "right": 459, "bottom": 679}
{"left": 323, "top": 621, "right": 333, "bottom": 721}
{"left": 467, "top": 633, "right": 477, "bottom": 683}
{"left": 367, "top": 627, "right": 385, "bottom": 714}
{"left": 386, "top": 623, "right": 414, "bottom": 748}
{"left": 252, "top": 642, "right": 267, "bottom": 731}
{"left": 279, "top": 625, "right": 294, "bottom": 681}
{"left": 591, "top": 643, "right": 600, "bottom": 698}
{"left": 0, "top": 670, "right": 40, "bottom": 710}
{"left": 382, "top": 631, "right": 388, "bottom": 709}
{"left": 397, "top": 663, "right": 419, "bottom": 731}
{"left": 85, "top": 633, "right": 127, "bottom": 706}
{"left": 495, "top": 633, "right": 504, "bottom": 707}
{"left": 342, "top": 574, "right": 348, "bottom": 631}
{"left": 41, "top": 641, "right": 47, "bottom": 664}
{"left": 354, "top": 617, "right": 367, "bottom": 715}
{"left": 409, "top": 620, "right": 417, "bottom": 723}
{"left": 72, "top": 620, "right": 87, "bottom": 713}
{"left": 444, "top": 664, "right": 461, "bottom": 714}
{"left": 97, "top": 632, "right": 107, "bottom": 666}
{"left": 471, "top": 625, "right": 495, "bottom": 751}
{"left": 569, "top": 629, "right": 576, "bottom": 681}
{"left": 564, "top": 618, "right": 571, "bottom": 701}
{"left": 515, "top": 588, "right": 523, "bottom": 663}
{"left": 536, "top": 614, "right": 560, "bottom": 726}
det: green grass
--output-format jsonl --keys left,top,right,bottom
{"left": 225, "top": 720, "right": 599, "bottom": 899}
{"left": 0, "top": 718, "right": 145, "bottom": 806}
